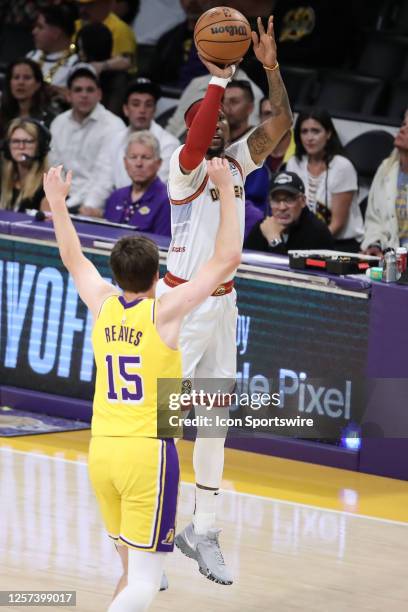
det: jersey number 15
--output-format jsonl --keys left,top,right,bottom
{"left": 105, "top": 355, "right": 144, "bottom": 402}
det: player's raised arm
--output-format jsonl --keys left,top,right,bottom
{"left": 157, "top": 158, "right": 240, "bottom": 337}
{"left": 178, "top": 59, "right": 236, "bottom": 173}
{"left": 247, "top": 16, "right": 293, "bottom": 165}
{"left": 43, "top": 166, "right": 118, "bottom": 319}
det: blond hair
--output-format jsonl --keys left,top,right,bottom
{"left": 0, "top": 118, "right": 49, "bottom": 210}
{"left": 126, "top": 130, "right": 161, "bottom": 159}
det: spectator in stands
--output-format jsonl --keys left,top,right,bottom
{"left": 165, "top": 67, "right": 263, "bottom": 140}
{"left": 0, "top": 59, "right": 55, "bottom": 139}
{"left": 224, "top": 80, "right": 255, "bottom": 143}
{"left": 0, "top": 117, "right": 49, "bottom": 212}
{"left": 85, "top": 77, "right": 179, "bottom": 208}
{"left": 244, "top": 171, "right": 335, "bottom": 254}
{"left": 362, "top": 110, "right": 408, "bottom": 254}
{"left": 75, "top": 17, "right": 131, "bottom": 76}
{"left": 75, "top": 22, "right": 129, "bottom": 115}
{"left": 286, "top": 108, "right": 364, "bottom": 252}
{"left": 76, "top": 22, "right": 113, "bottom": 65}
{"left": 27, "top": 3, "right": 78, "bottom": 87}
{"left": 131, "top": 0, "right": 185, "bottom": 73}
{"left": 49, "top": 64, "right": 125, "bottom": 214}
{"left": 150, "top": 0, "right": 210, "bottom": 89}
{"left": 104, "top": 131, "right": 171, "bottom": 236}
{"left": 75, "top": 0, "right": 136, "bottom": 70}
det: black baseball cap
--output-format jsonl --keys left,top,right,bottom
{"left": 269, "top": 171, "right": 305, "bottom": 196}
{"left": 125, "top": 77, "right": 161, "bottom": 102}
{"left": 67, "top": 62, "right": 99, "bottom": 88}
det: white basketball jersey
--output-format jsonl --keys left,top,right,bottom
{"left": 167, "top": 138, "right": 261, "bottom": 281}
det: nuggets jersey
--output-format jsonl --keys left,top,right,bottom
{"left": 92, "top": 295, "right": 182, "bottom": 437}
{"left": 167, "top": 138, "right": 261, "bottom": 281}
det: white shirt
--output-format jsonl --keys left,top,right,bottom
{"left": 286, "top": 154, "right": 364, "bottom": 241}
{"left": 26, "top": 49, "right": 78, "bottom": 87}
{"left": 86, "top": 120, "right": 179, "bottom": 208}
{"left": 167, "top": 138, "right": 261, "bottom": 281}
{"left": 165, "top": 70, "right": 263, "bottom": 140}
{"left": 49, "top": 103, "right": 125, "bottom": 208}
{"left": 132, "top": 0, "right": 185, "bottom": 45}
{"left": 361, "top": 150, "right": 400, "bottom": 251}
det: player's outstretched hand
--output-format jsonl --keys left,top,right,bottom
{"left": 252, "top": 15, "right": 277, "bottom": 68}
{"left": 207, "top": 157, "right": 233, "bottom": 190}
{"left": 43, "top": 165, "right": 72, "bottom": 205}
{"left": 198, "top": 55, "right": 239, "bottom": 79}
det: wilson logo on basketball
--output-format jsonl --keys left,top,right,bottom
{"left": 210, "top": 25, "right": 248, "bottom": 36}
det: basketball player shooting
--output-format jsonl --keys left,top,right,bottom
{"left": 43, "top": 159, "right": 241, "bottom": 612}
{"left": 156, "top": 15, "right": 293, "bottom": 585}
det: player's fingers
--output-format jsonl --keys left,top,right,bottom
{"left": 257, "top": 16, "right": 265, "bottom": 35}
{"left": 66, "top": 169, "right": 73, "bottom": 185}
{"left": 267, "top": 15, "right": 274, "bottom": 36}
{"left": 251, "top": 30, "right": 258, "bottom": 47}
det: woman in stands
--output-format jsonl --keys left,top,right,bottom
{"left": 286, "top": 108, "right": 364, "bottom": 252}
{"left": 0, "top": 117, "right": 50, "bottom": 213}
{"left": 0, "top": 58, "right": 55, "bottom": 139}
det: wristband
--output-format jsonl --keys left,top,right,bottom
{"left": 263, "top": 62, "right": 279, "bottom": 72}
{"left": 209, "top": 75, "right": 231, "bottom": 88}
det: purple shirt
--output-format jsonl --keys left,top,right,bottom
{"left": 104, "top": 177, "right": 171, "bottom": 237}
{"left": 245, "top": 199, "right": 264, "bottom": 240}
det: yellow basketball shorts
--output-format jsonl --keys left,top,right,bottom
{"left": 88, "top": 437, "right": 179, "bottom": 552}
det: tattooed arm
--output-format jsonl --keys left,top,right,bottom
{"left": 247, "top": 16, "right": 293, "bottom": 165}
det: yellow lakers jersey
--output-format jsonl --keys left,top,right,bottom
{"left": 92, "top": 295, "right": 182, "bottom": 437}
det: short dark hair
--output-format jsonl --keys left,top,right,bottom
{"left": 110, "top": 236, "right": 159, "bottom": 293}
{"left": 39, "top": 3, "right": 78, "bottom": 38}
{"left": 226, "top": 79, "right": 254, "bottom": 102}
{"left": 67, "top": 66, "right": 99, "bottom": 89}
{"left": 294, "top": 107, "right": 344, "bottom": 163}
{"left": 76, "top": 22, "right": 113, "bottom": 62}
{"left": 124, "top": 78, "right": 161, "bottom": 104}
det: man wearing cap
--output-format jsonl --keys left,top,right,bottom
{"left": 86, "top": 77, "right": 179, "bottom": 209}
{"left": 49, "top": 63, "right": 125, "bottom": 214}
{"left": 156, "top": 16, "right": 292, "bottom": 586}
{"left": 245, "top": 171, "right": 335, "bottom": 253}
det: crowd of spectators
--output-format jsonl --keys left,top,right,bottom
{"left": 0, "top": 0, "right": 407, "bottom": 252}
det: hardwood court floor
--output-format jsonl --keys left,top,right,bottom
{"left": 1, "top": 433, "right": 408, "bottom": 612}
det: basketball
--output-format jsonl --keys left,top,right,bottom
{"left": 194, "top": 6, "right": 251, "bottom": 65}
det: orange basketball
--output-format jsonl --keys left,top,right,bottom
{"left": 194, "top": 6, "right": 251, "bottom": 65}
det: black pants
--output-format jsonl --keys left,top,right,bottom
{"left": 334, "top": 238, "right": 361, "bottom": 253}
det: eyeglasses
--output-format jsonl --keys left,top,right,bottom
{"left": 270, "top": 194, "right": 300, "bottom": 206}
{"left": 9, "top": 138, "right": 36, "bottom": 147}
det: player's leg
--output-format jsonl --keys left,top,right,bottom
{"left": 176, "top": 294, "right": 237, "bottom": 584}
{"left": 88, "top": 438, "right": 125, "bottom": 598}
{"left": 107, "top": 550, "right": 166, "bottom": 612}
{"left": 111, "top": 437, "right": 179, "bottom": 608}
{"left": 193, "top": 295, "right": 237, "bottom": 526}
